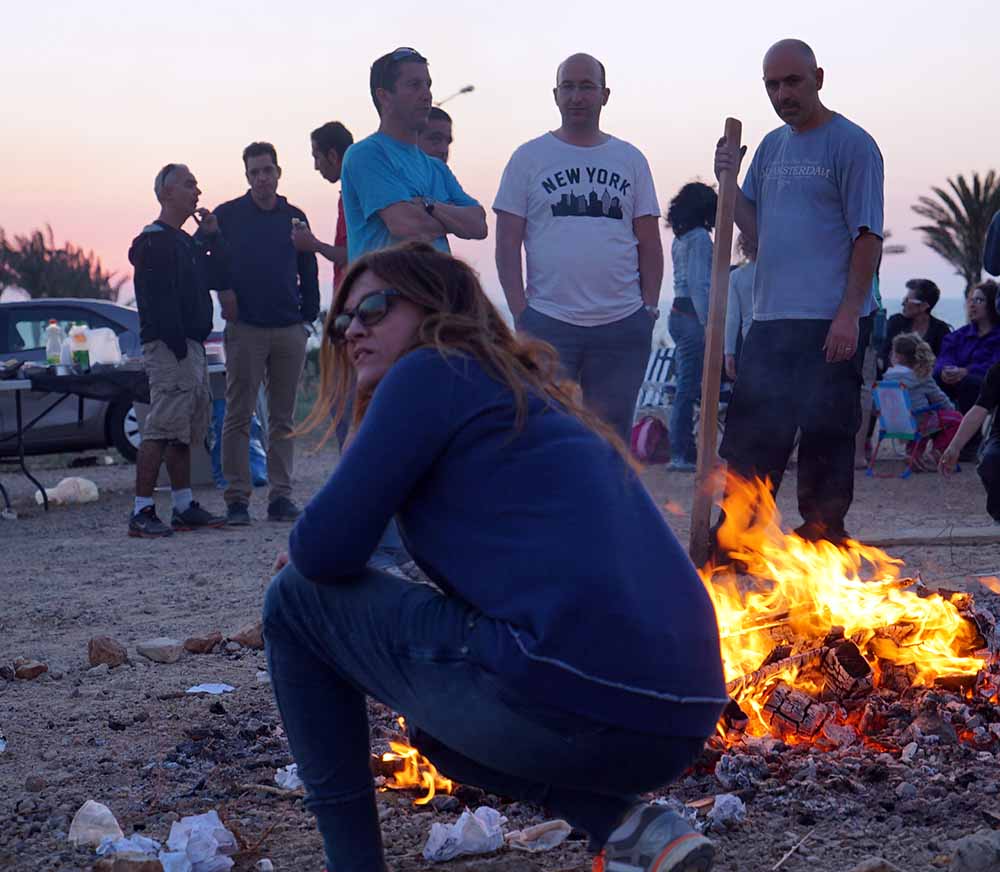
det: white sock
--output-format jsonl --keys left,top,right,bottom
{"left": 171, "top": 488, "right": 193, "bottom": 512}
{"left": 608, "top": 803, "right": 647, "bottom": 843}
{"left": 134, "top": 496, "right": 154, "bottom": 515}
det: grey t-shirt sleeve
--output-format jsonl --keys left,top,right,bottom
{"left": 741, "top": 145, "right": 761, "bottom": 204}
{"left": 838, "top": 133, "right": 885, "bottom": 240}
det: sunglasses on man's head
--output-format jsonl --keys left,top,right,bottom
{"left": 328, "top": 290, "right": 402, "bottom": 344}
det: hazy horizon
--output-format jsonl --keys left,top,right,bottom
{"left": 5, "top": 1, "right": 997, "bottom": 313}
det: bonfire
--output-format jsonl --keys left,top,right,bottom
{"left": 703, "top": 475, "right": 997, "bottom": 746}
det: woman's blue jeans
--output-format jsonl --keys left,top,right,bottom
{"left": 667, "top": 311, "right": 705, "bottom": 464}
{"left": 263, "top": 565, "right": 706, "bottom": 872}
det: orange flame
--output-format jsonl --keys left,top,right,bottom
{"left": 980, "top": 576, "right": 1000, "bottom": 595}
{"left": 703, "top": 475, "right": 986, "bottom": 735}
{"left": 380, "top": 718, "right": 453, "bottom": 805}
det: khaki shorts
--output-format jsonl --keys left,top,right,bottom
{"left": 142, "top": 339, "right": 211, "bottom": 445}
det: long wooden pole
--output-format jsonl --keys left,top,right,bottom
{"left": 688, "top": 118, "right": 743, "bottom": 566}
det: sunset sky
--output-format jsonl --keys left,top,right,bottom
{"left": 5, "top": 0, "right": 997, "bottom": 316}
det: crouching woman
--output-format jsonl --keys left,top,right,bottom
{"left": 262, "top": 242, "right": 727, "bottom": 872}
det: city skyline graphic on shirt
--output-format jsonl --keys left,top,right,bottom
{"left": 551, "top": 189, "right": 624, "bottom": 220}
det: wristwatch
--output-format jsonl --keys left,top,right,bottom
{"left": 644, "top": 304, "right": 660, "bottom": 320}
{"left": 422, "top": 198, "right": 436, "bottom": 216}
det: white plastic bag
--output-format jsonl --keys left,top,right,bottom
{"left": 274, "top": 764, "right": 303, "bottom": 790}
{"left": 88, "top": 327, "right": 122, "bottom": 365}
{"left": 97, "top": 833, "right": 162, "bottom": 856}
{"left": 505, "top": 819, "right": 572, "bottom": 852}
{"left": 186, "top": 683, "right": 235, "bottom": 695}
{"left": 68, "top": 800, "right": 124, "bottom": 847}
{"left": 423, "top": 806, "right": 506, "bottom": 862}
{"left": 35, "top": 476, "right": 99, "bottom": 506}
{"left": 165, "top": 810, "right": 238, "bottom": 871}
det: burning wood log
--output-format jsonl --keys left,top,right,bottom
{"left": 761, "top": 682, "right": 830, "bottom": 738}
{"left": 877, "top": 659, "right": 919, "bottom": 693}
{"left": 721, "top": 699, "right": 749, "bottom": 733}
{"left": 725, "top": 645, "right": 829, "bottom": 698}
{"left": 821, "top": 640, "right": 874, "bottom": 696}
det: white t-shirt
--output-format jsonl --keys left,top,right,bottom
{"left": 493, "top": 133, "right": 660, "bottom": 327}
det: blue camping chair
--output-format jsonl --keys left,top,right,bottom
{"left": 866, "top": 380, "right": 950, "bottom": 478}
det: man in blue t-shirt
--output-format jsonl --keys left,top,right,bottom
{"left": 713, "top": 39, "right": 884, "bottom": 545}
{"left": 340, "top": 47, "right": 487, "bottom": 262}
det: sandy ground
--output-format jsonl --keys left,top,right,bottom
{"left": 2, "top": 439, "right": 1000, "bottom": 871}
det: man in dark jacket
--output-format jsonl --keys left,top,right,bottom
{"left": 214, "top": 142, "right": 320, "bottom": 526}
{"left": 127, "top": 163, "right": 227, "bottom": 538}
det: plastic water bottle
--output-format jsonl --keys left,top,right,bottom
{"left": 69, "top": 323, "right": 90, "bottom": 368}
{"left": 45, "top": 320, "right": 64, "bottom": 365}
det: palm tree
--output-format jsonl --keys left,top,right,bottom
{"left": 912, "top": 171, "right": 1000, "bottom": 291}
{"left": 0, "top": 224, "right": 124, "bottom": 300}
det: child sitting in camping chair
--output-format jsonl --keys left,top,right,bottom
{"left": 868, "top": 333, "right": 962, "bottom": 475}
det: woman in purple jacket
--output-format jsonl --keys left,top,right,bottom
{"left": 934, "top": 280, "right": 1000, "bottom": 413}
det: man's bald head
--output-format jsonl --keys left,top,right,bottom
{"left": 763, "top": 39, "right": 818, "bottom": 72}
{"left": 761, "top": 38, "right": 828, "bottom": 131}
{"left": 556, "top": 53, "right": 606, "bottom": 88}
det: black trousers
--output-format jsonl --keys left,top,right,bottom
{"left": 978, "top": 437, "right": 1000, "bottom": 522}
{"left": 719, "top": 316, "right": 873, "bottom": 536}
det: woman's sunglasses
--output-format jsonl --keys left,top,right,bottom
{"left": 328, "top": 290, "right": 402, "bottom": 344}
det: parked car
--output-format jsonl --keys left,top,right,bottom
{"left": 0, "top": 298, "right": 225, "bottom": 462}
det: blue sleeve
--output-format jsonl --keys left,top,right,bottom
{"left": 688, "top": 231, "right": 713, "bottom": 325}
{"left": 838, "top": 131, "right": 885, "bottom": 240}
{"left": 343, "top": 143, "right": 415, "bottom": 221}
{"left": 437, "top": 163, "right": 478, "bottom": 207}
{"left": 288, "top": 350, "right": 459, "bottom": 581}
{"left": 986, "top": 211, "right": 1000, "bottom": 276}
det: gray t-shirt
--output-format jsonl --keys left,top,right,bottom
{"left": 743, "top": 113, "right": 884, "bottom": 321}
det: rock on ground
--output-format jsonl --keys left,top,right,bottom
{"left": 229, "top": 621, "right": 264, "bottom": 650}
{"left": 13, "top": 658, "right": 47, "bottom": 680}
{"left": 850, "top": 859, "right": 905, "bottom": 872}
{"left": 88, "top": 635, "right": 128, "bottom": 667}
{"left": 135, "top": 638, "right": 184, "bottom": 664}
{"left": 949, "top": 828, "right": 1000, "bottom": 872}
{"left": 93, "top": 854, "right": 164, "bottom": 872}
{"left": 183, "top": 630, "right": 222, "bottom": 654}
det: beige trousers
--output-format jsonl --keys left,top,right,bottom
{"left": 222, "top": 321, "right": 308, "bottom": 505}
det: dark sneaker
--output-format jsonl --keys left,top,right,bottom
{"left": 595, "top": 805, "right": 714, "bottom": 872}
{"left": 128, "top": 506, "right": 173, "bottom": 538}
{"left": 226, "top": 502, "right": 252, "bottom": 526}
{"left": 267, "top": 496, "right": 301, "bottom": 522}
{"left": 172, "top": 500, "right": 227, "bottom": 531}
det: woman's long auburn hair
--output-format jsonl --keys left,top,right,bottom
{"left": 299, "top": 241, "right": 633, "bottom": 464}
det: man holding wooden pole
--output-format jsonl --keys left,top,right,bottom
{"left": 712, "top": 38, "right": 884, "bottom": 547}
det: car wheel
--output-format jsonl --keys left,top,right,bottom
{"left": 108, "top": 400, "right": 140, "bottom": 463}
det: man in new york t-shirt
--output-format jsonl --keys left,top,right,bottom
{"left": 714, "top": 39, "right": 884, "bottom": 545}
{"left": 493, "top": 53, "right": 663, "bottom": 442}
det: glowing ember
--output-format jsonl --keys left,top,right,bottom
{"left": 380, "top": 718, "right": 453, "bottom": 805}
{"left": 702, "top": 475, "right": 987, "bottom": 737}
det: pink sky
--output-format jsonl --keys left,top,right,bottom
{"left": 5, "top": 1, "right": 997, "bottom": 316}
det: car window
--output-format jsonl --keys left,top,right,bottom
{"left": 6, "top": 307, "right": 122, "bottom": 351}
